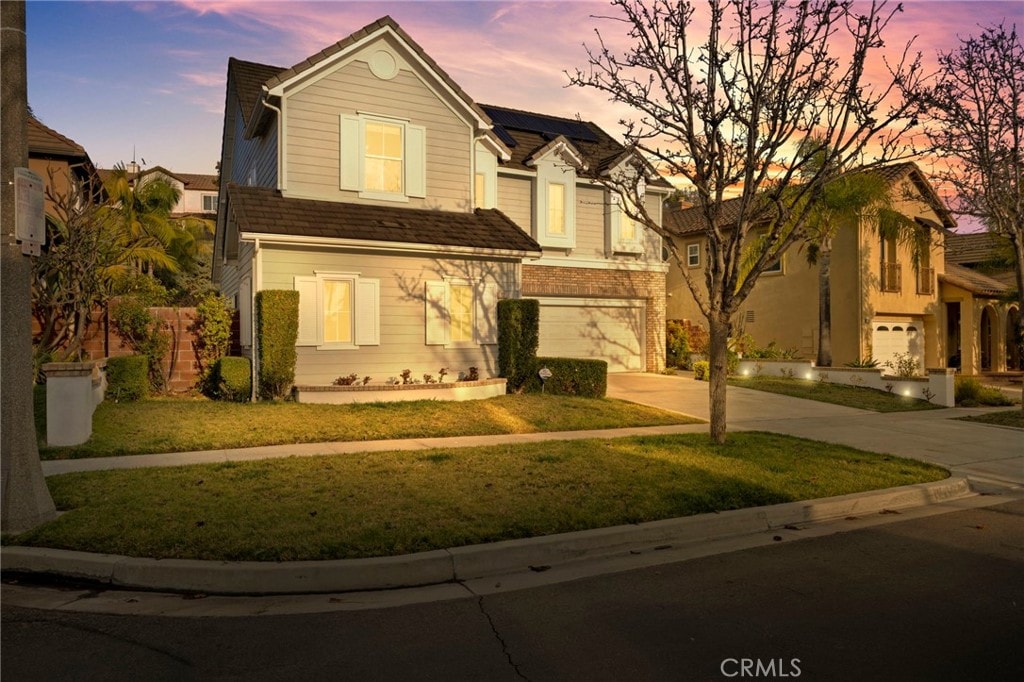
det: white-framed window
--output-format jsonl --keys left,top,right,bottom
{"left": 202, "top": 194, "right": 218, "bottom": 212}
{"left": 533, "top": 158, "right": 576, "bottom": 248}
{"left": 295, "top": 273, "right": 380, "bottom": 349}
{"left": 548, "top": 183, "right": 566, "bottom": 235}
{"left": 474, "top": 144, "right": 497, "bottom": 210}
{"left": 609, "top": 193, "right": 644, "bottom": 254}
{"left": 425, "top": 280, "right": 499, "bottom": 347}
{"left": 686, "top": 243, "right": 700, "bottom": 267}
{"left": 764, "top": 253, "right": 783, "bottom": 274}
{"left": 339, "top": 113, "right": 426, "bottom": 201}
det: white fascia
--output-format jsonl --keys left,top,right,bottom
{"left": 240, "top": 231, "right": 541, "bottom": 260}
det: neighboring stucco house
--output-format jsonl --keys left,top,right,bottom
{"left": 942, "top": 232, "right": 1020, "bottom": 373}
{"left": 666, "top": 163, "right": 956, "bottom": 372}
{"left": 28, "top": 116, "right": 99, "bottom": 213}
{"left": 212, "top": 16, "right": 670, "bottom": 387}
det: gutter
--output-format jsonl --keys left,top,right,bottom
{"left": 259, "top": 88, "right": 285, "bottom": 191}
{"left": 239, "top": 231, "right": 542, "bottom": 260}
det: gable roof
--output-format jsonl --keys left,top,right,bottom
{"left": 667, "top": 162, "right": 956, "bottom": 236}
{"left": 28, "top": 117, "right": 88, "bottom": 160}
{"left": 97, "top": 166, "right": 218, "bottom": 192}
{"left": 945, "top": 231, "right": 1012, "bottom": 266}
{"left": 940, "top": 262, "right": 1010, "bottom": 298}
{"left": 479, "top": 104, "right": 671, "bottom": 187}
{"left": 227, "top": 184, "right": 541, "bottom": 255}
{"left": 227, "top": 57, "right": 283, "bottom": 129}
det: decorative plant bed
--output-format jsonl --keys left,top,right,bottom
{"left": 293, "top": 378, "right": 507, "bottom": 404}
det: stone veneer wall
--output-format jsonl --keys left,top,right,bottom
{"left": 522, "top": 264, "right": 666, "bottom": 372}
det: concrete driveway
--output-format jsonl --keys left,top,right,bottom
{"left": 608, "top": 373, "right": 1024, "bottom": 487}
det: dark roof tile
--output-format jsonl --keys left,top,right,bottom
{"left": 27, "top": 117, "right": 87, "bottom": 159}
{"left": 227, "top": 184, "right": 540, "bottom": 254}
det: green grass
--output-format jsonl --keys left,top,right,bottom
{"left": 6, "top": 433, "right": 947, "bottom": 561}
{"left": 34, "top": 389, "right": 697, "bottom": 460}
{"left": 729, "top": 376, "right": 942, "bottom": 412}
{"left": 957, "top": 410, "right": 1024, "bottom": 429}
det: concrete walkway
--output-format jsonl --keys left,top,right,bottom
{"left": 608, "top": 373, "right": 1024, "bottom": 486}
{"left": 8, "top": 372, "right": 1021, "bottom": 600}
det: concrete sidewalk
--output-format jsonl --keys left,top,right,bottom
{"left": 608, "top": 373, "right": 1024, "bottom": 486}
{"left": 8, "top": 372, "right": 1020, "bottom": 600}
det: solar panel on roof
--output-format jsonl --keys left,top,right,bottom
{"left": 492, "top": 125, "right": 517, "bottom": 148}
{"left": 482, "top": 106, "right": 598, "bottom": 143}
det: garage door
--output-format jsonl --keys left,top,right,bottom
{"left": 872, "top": 319, "right": 923, "bottom": 373}
{"left": 538, "top": 299, "right": 645, "bottom": 372}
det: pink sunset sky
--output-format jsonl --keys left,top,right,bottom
{"left": 26, "top": 1, "right": 1023, "bottom": 230}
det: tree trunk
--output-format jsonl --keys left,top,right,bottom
{"left": 1, "top": 0, "right": 57, "bottom": 533}
{"left": 817, "top": 247, "right": 833, "bottom": 367}
{"left": 1013, "top": 238, "right": 1024, "bottom": 413}
{"left": 708, "top": 313, "right": 732, "bottom": 444}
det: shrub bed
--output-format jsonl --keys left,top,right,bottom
{"left": 210, "top": 356, "right": 251, "bottom": 402}
{"left": 105, "top": 355, "right": 149, "bottom": 402}
{"left": 523, "top": 357, "right": 607, "bottom": 397}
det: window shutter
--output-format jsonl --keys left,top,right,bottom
{"left": 339, "top": 114, "right": 361, "bottom": 191}
{"left": 476, "top": 283, "right": 499, "bottom": 345}
{"left": 425, "top": 280, "right": 448, "bottom": 345}
{"left": 294, "top": 276, "right": 318, "bottom": 346}
{"left": 354, "top": 278, "right": 380, "bottom": 346}
{"left": 405, "top": 124, "right": 427, "bottom": 198}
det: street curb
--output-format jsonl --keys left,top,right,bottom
{"left": 1, "top": 477, "right": 971, "bottom": 595}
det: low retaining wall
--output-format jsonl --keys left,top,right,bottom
{"left": 736, "top": 360, "right": 955, "bottom": 407}
{"left": 294, "top": 378, "right": 507, "bottom": 404}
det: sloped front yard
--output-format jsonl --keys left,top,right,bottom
{"left": 35, "top": 393, "right": 697, "bottom": 459}
{"left": 8, "top": 433, "right": 948, "bottom": 561}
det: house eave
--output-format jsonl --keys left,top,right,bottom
{"left": 240, "top": 231, "right": 542, "bottom": 260}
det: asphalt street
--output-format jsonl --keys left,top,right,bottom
{"left": 4, "top": 498, "right": 1022, "bottom": 682}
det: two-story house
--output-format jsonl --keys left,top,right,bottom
{"left": 666, "top": 162, "right": 955, "bottom": 372}
{"left": 212, "top": 16, "right": 670, "bottom": 388}
{"left": 98, "top": 165, "right": 219, "bottom": 218}
{"left": 942, "top": 232, "right": 1020, "bottom": 374}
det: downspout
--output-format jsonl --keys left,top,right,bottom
{"left": 250, "top": 238, "right": 261, "bottom": 402}
{"left": 260, "top": 87, "right": 285, "bottom": 191}
{"left": 857, "top": 213, "right": 865, "bottom": 359}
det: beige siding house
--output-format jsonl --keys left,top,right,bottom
{"left": 666, "top": 163, "right": 960, "bottom": 373}
{"left": 212, "top": 16, "right": 670, "bottom": 391}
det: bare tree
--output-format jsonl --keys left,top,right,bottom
{"left": 913, "top": 22, "right": 1023, "bottom": 408}
{"left": 570, "top": 0, "right": 923, "bottom": 442}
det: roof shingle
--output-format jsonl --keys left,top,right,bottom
{"left": 940, "top": 262, "right": 1010, "bottom": 297}
{"left": 28, "top": 117, "right": 87, "bottom": 159}
{"left": 227, "top": 184, "right": 541, "bottom": 254}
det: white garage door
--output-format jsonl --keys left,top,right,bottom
{"left": 538, "top": 299, "right": 645, "bottom": 372}
{"left": 872, "top": 319, "right": 924, "bottom": 373}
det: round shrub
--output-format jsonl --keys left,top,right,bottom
{"left": 105, "top": 355, "right": 150, "bottom": 401}
{"left": 211, "top": 356, "right": 252, "bottom": 402}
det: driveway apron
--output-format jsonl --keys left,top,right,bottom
{"left": 608, "top": 373, "right": 1024, "bottom": 486}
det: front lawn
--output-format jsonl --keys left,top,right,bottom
{"left": 7, "top": 433, "right": 948, "bottom": 561}
{"left": 728, "top": 376, "right": 942, "bottom": 412}
{"left": 957, "top": 410, "right": 1024, "bottom": 429}
{"left": 35, "top": 391, "right": 697, "bottom": 459}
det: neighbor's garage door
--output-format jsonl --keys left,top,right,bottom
{"left": 872, "top": 318, "right": 924, "bottom": 372}
{"left": 538, "top": 299, "right": 645, "bottom": 372}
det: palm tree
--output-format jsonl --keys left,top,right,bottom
{"left": 101, "top": 164, "right": 181, "bottom": 276}
{"left": 804, "top": 168, "right": 927, "bottom": 367}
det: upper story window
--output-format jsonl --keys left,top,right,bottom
{"left": 533, "top": 158, "right": 576, "bottom": 249}
{"left": 364, "top": 121, "right": 403, "bottom": 194}
{"left": 340, "top": 113, "right": 426, "bottom": 202}
{"left": 474, "top": 173, "right": 486, "bottom": 209}
{"left": 687, "top": 243, "right": 700, "bottom": 267}
{"left": 608, "top": 192, "right": 644, "bottom": 254}
{"left": 548, "top": 183, "right": 566, "bottom": 235}
{"left": 202, "top": 194, "right": 218, "bottom": 212}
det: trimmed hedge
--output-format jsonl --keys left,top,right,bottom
{"left": 692, "top": 360, "right": 710, "bottom": 381}
{"left": 210, "top": 356, "right": 251, "bottom": 402}
{"left": 105, "top": 355, "right": 149, "bottom": 402}
{"left": 256, "top": 290, "right": 299, "bottom": 400}
{"left": 497, "top": 298, "right": 539, "bottom": 392}
{"left": 522, "top": 357, "right": 607, "bottom": 398}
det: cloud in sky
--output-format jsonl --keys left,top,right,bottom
{"left": 26, "top": 0, "right": 1021, "bottom": 192}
